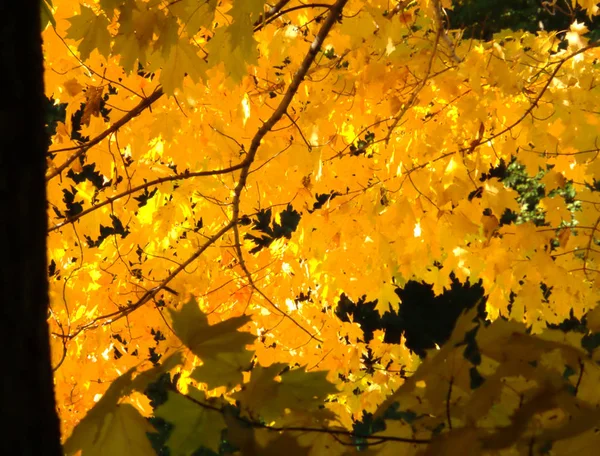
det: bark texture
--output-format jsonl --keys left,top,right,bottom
{"left": 0, "top": 2, "right": 63, "bottom": 453}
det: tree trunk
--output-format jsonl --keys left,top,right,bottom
{"left": 0, "top": 1, "right": 63, "bottom": 453}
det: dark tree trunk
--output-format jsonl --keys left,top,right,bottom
{"left": 0, "top": 1, "right": 63, "bottom": 453}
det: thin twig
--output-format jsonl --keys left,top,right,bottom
{"left": 432, "top": 0, "right": 461, "bottom": 63}
{"left": 255, "top": 0, "right": 292, "bottom": 28}
{"left": 254, "top": 2, "right": 333, "bottom": 32}
{"left": 53, "top": 222, "right": 235, "bottom": 339}
{"left": 463, "top": 44, "right": 597, "bottom": 152}
{"left": 171, "top": 384, "right": 432, "bottom": 445}
{"left": 446, "top": 376, "right": 454, "bottom": 431}
{"left": 384, "top": 15, "right": 442, "bottom": 143}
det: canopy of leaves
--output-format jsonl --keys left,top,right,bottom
{"left": 450, "top": 0, "right": 600, "bottom": 40}
{"left": 43, "top": 0, "right": 600, "bottom": 454}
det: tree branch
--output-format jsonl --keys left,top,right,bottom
{"left": 231, "top": 0, "right": 349, "bottom": 343}
{"left": 254, "top": 3, "right": 334, "bottom": 32}
{"left": 46, "top": 88, "right": 164, "bottom": 181}
{"left": 464, "top": 44, "right": 598, "bottom": 153}
{"left": 254, "top": 0, "right": 292, "bottom": 28}
{"left": 48, "top": 163, "right": 245, "bottom": 232}
{"left": 432, "top": 0, "right": 461, "bottom": 63}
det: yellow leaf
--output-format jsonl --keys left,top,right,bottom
{"left": 482, "top": 180, "right": 519, "bottom": 218}
{"left": 63, "top": 78, "right": 83, "bottom": 97}
{"left": 541, "top": 169, "right": 567, "bottom": 192}
{"left": 376, "top": 282, "right": 400, "bottom": 315}
{"left": 541, "top": 196, "right": 571, "bottom": 226}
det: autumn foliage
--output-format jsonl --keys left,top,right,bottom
{"left": 43, "top": 0, "right": 600, "bottom": 454}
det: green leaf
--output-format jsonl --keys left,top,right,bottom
{"left": 72, "top": 404, "right": 156, "bottom": 456}
{"left": 64, "top": 368, "right": 151, "bottom": 455}
{"left": 233, "top": 364, "right": 337, "bottom": 422}
{"left": 223, "top": 407, "right": 313, "bottom": 456}
{"left": 41, "top": 0, "right": 56, "bottom": 30}
{"left": 585, "top": 305, "right": 600, "bottom": 333}
{"left": 168, "top": 0, "right": 218, "bottom": 36}
{"left": 160, "top": 39, "right": 207, "bottom": 95}
{"left": 169, "top": 299, "right": 254, "bottom": 388}
{"left": 99, "top": 0, "right": 124, "bottom": 12}
{"left": 154, "top": 16, "right": 180, "bottom": 59}
{"left": 131, "top": 351, "right": 184, "bottom": 393}
{"left": 111, "top": 5, "right": 162, "bottom": 72}
{"left": 205, "top": 0, "right": 264, "bottom": 81}
{"left": 278, "top": 366, "right": 338, "bottom": 410}
{"left": 257, "top": 432, "right": 312, "bottom": 456}
{"left": 66, "top": 6, "right": 112, "bottom": 61}
{"left": 112, "top": 35, "right": 143, "bottom": 73}
{"left": 154, "top": 387, "right": 226, "bottom": 454}
{"left": 230, "top": 0, "right": 265, "bottom": 22}
{"left": 190, "top": 347, "right": 253, "bottom": 390}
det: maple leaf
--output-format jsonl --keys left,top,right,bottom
{"left": 42, "top": 0, "right": 600, "bottom": 452}
{"left": 482, "top": 179, "right": 520, "bottom": 218}
{"left": 68, "top": 404, "right": 157, "bottom": 456}
{"left": 80, "top": 85, "right": 104, "bottom": 126}
{"left": 66, "top": 6, "right": 111, "bottom": 60}
{"left": 375, "top": 282, "right": 400, "bottom": 315}
{"left": 154, "top": 16, "right": 179, "bottom": 59}
{"left": 170, "top": 299, "right": 254, "bottom": 389}
{"left": 168, "top": 0, "right": 217, "bottom": 37}
{"left": 112, "top": 6, "right": 160, "bottom": 72}
{"left": 233, "top": 364, "right": 337, "bottom": 422}
{"left": 98, "top": 0, "right": 126, "bottom": 12}
{"left": 159, "top": 39, "right": 207, "bottom": 95}
{"left": 255, "top": 432, "right": 312, "bottom": 456}
{"left": 63, "top": 368, "right": 150, "bottom": 455}
{"left": 131, "top": 351, "right": 184, "bottom": 392}
{"left": 205, "top": 0, "right": 264, "bottom": 81}
{"left": 154, "top": 387, "right": 226, "bottom": 454}
{"left": 64, "top": 352, "right": 186, "bottom": 455}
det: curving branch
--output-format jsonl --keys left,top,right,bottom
{"left": 463, "top": 44, "right": 598, "bottom": 153}
{"left": 582, "top": 215, "right": 600, "bottom": 279}
{"left": 254, "top": 2, "right": 334, "bottom": 32}
{"left": 392, "top": 46, "right": 599, "bottom": 189}
{"left": 48, "top": 1, "right": 351, "bottom": 345}
{"left": 253, "top": 0, "right": 291, "bottom": 28}
{"left": 230, "top": 0, "right": 349, "bottom": 343}
{"left": 48, "top": 163, "right": 245, "bottom": 232}
{"left": 46, "top": 87, "right": 165, "bottom": 181}
{"left": 49, "top": 3, "right": 337, "bottom": 182}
